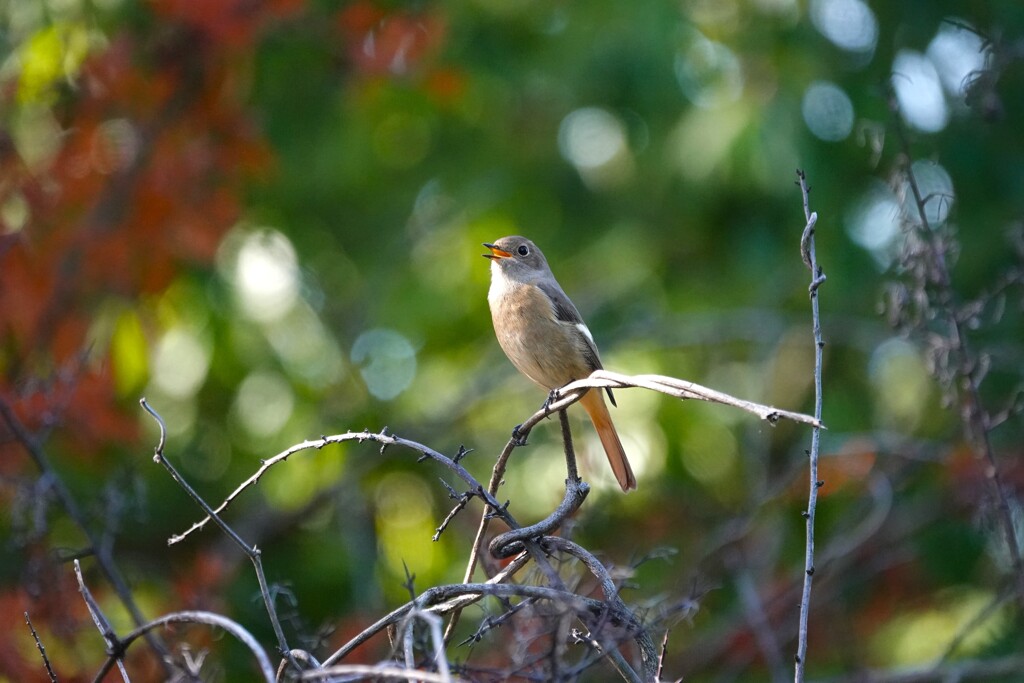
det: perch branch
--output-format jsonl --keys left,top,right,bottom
{"left": 448, "top": 368, "right": 820, "bottom": 642}
{"left": 554, "top": 371, "right": 823, "bottom": 429}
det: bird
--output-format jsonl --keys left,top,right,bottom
{"left": 483, "top": 235, "right": 636, "bottom": 491}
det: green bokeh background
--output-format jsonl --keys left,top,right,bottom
{"left": 3, "top": 0, "right": 1024, "bottom": 680}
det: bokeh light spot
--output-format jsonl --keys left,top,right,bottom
{"left": 927, "top": 20, "right": 987, "bottom": 98}
{"left": 558, "top": 108, "right": 627, "bottom": 171}
{"left": 375, "top": 472, "right": 440, "bottom": 582}
{"left": 265, "top": 306, "right": 346, "bottom": 389}
{"left": 152, "top": 327, "right": 211, "bottom": 399}
{"left": 557, "top": 107, "right": 634, "bottom": 188}
{"left": 223, "top": 228, "right": 300, "bottom": 323}
{"left": 802, "top": 81, "right": 854, "bottom": 141}
{"left": 892, "top": 50, "right": 949, "bottom": 133}
{"left": 811, "top": 0, "right": 878, "bottom": 54}
{"left": 869, "top": 338, "right": 932, "bottom": 431}
{"left": 233, "top": 370, "right": 295, "bottom": 438}
{"left": 352, "top": 328, "right": 417, "bottom": 400}
{"left": 681, "top": 415, "right": 738, "bottom": 493}
{"left": 674, "top": 30, "right": 743, "bottom": 108}
{"left": 846, "top": 182, "right": 902, "bottom": 268}
{"left": 1, "top": 191, "right": 29, "bottom": 233}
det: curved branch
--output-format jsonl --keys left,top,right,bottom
{"left": 323, "top": 581, "right": 641, "bottom": 668}
{"left": 488, "top": 475, "right": 589, "bottom": 559}
{"left": 168, "top": 429, "right": 516, "bottom": 546}
{"left": 91, "top": 611, "right": 276, "bottom": 683}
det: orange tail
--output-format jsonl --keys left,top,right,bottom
{"left": 579, "top": 390, "right": 636, "bottom": 492}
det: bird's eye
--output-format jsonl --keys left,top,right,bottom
{"left": 517, "top": 245, "right": 530, "bottom": 256}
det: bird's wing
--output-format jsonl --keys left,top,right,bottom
{"left": 536, "top": 280, "right": 617, "bottom": 406}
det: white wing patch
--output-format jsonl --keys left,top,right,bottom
{"left": 575, "top": 323, "right": 595, "bottom": 345}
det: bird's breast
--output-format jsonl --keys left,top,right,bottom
{"left": 487, "top": 280, "right": 588, "bottom": 389}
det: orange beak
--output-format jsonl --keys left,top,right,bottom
{"left": 483, "top": 243, "right": 512, "bottom": 260}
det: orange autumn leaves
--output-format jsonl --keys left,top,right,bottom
{"left": 1, "top": 0, "right": 463, "bottom": 452}
{"left": 1, "top": 9, "right": 275, "bottom": 450}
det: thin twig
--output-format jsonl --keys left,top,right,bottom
{"left": 558, "top": 408, "right": 580, "bottom": 483}
{"left": 324, "top": 582, "right": 644, "bottom": 668}
{"left": 888, "top": 94, "right": 1024, "bottom": 606}
{"left": 730, "top": 554, "right": 786, "bottom": 683}
{"left": 24, "top": 612, "right": 58, "bottom": 683}
{"left": 433, "top": 489, "right": 473, "bottom": 542}
{"left": 167, "top": 427, "right": 513, "bottom": 546}
{"left": 487, "top": 474, "right": 588, "bottom": 560}
{"left": 446, "top": 369, "right": 821, "bottom": 643}
{"left": 544, "top": 537, "right": 656, "bottom": 682}
{"left": 139, "top": 399, "right": 300, "bottom": 676}
{"left": 91, "top": 611, "right": 276, "bottom": 683}
{"left": 794, "top": 168, "right": 825, "bottom": 683}
{"left": 393, "top": 609, "right": 452, "bottom": 681}
{"left": 444, "top": 420, "right": 526, "bottom": 643}
{"left": 0, "top": 399, "right": 172, "bottom": 670}
{"left": 74, "top": 560, "right": 130, "bottom": 683}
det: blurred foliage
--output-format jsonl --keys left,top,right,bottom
{"left": 1, "top": 0, "right": 1023, "bottom": 681}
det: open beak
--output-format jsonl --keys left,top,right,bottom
{"left": 483, "top": 243, "right": 512, "bottom": 260}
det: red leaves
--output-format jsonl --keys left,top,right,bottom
{"left": 150, "top": 0, "right": 305, "bottom": 48}
{"left": 336, "top": 1, "right": 448, "bottom": 78}
{"left": 0, "top": 8, "right": 273, "bottom": 455}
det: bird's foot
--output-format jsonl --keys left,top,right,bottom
{"left": 511, "top": 424, "right": 530, "bottom": 446}
{"left": 542, "top": 389, "right": 560, "bottom": 415}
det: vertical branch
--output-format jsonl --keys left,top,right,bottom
{"left": 444, "top": 419, "right": 538, "bottom": 643}
{"left": 888, "top": 96, "right": 1024, "bottom": 605}
{"left": 559, "top": 408, "right": 580, "bottom": 484}
{"left": 794, "top": 169, "right": 825, "bottom": 683}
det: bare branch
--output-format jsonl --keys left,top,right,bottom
{"left": 167, "top": 428, "right": 515, "bottom": 546}
{"left": 794, "top": 168, "right": 826, "bottom": 683}
{"left": 24, "top": 612, "right": 58, "bottom": 683}
{"left": 445, "top": 420, "right": 528, "bottom": 643}
{"left": 91, "top": 611, "right": 277, "bottom": 683}
{"left": 0, "top": 398, "right": 172, "bottom": 670}
{"left": 140, "top": 399, "right": 300, "bottom": 676}
{"left": 324, "top": 580, "right": 643, "bottom": 669}
{"left": 447, "top": 367, "right": 821, "bottom": 646}
{"left": 554, "top": 371, "right": 824, "bottom": 429}
{"left": 887, "top": 93, "right": 1024, "bottom": 606}
{"left": 74, "top": 559, "right": 130, "bottom": 682}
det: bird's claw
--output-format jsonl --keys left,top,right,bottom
{"left": 542, "top": 390, "right": 560, "bottom": 415}
{"left": 511, "top": 424, "right": 530, "bottom": 446}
